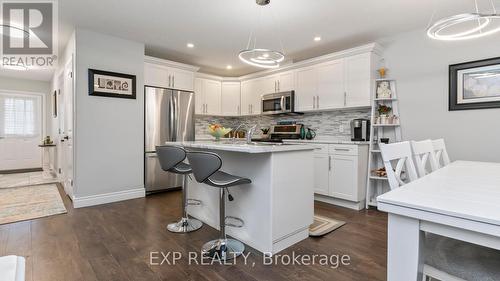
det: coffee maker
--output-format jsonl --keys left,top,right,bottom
{"left": 350, "top": 119, "right": 370, "bottom": 141}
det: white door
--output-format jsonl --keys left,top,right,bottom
{"left": 170, "top": 68, "right": 195, "bottom": 91}
{"left": 330, "top": 155, "right": 357, "bottom": 201}
{"left": 144, "top": 63, "right": 169, "bottom": 88}
{"left": 0, "top": 92, "right": 42, "bottom": 171}
{"left": 203, "top": 79, "right": 221, "bottom": 115}
{"left": 345, "top": 53, "right": 371, "bottom": 107}
{"left": 277, "top": 71, "right": 295, "bottom": 92}
{"left": 221, "top": 82, "right": 241, "bottom": 116}
{"left": 317, "top": 59, "right": 345, "bottom": 109}
{"left": 61, "top": 58, "right": 74, "bottom": 198}
{"left": 313, "top": 154, "right": 330, "bottom": 196}
{"left": 241, "top": 79, "right": 261, "bottom": 116}
{"left": 295, "top": 66, "right": 317, "bottom": 111}
{"left": 194, "top": 78, "right": 205, "bottom": 115}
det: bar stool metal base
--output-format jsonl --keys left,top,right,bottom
{"left": 167, "top": 217, "right": 202, "bottom": 233}
{"left": 202, "top": 238, "right": 245, "bottom": 261}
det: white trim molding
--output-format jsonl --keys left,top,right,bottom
{"left": 144, "top": 55, "right": 200, "bottom": 72}
{"left": 72, "top": 187, "right": 145, "bottom": 208}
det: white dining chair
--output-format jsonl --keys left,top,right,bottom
{"left": 411, "top": 140, "right": 440, "bottom": 178}
{"left": 379, "top": 141, "right": 419, "bottom": 190}
{"left": 432, "top": 139, "right": 451, "bottom": 168}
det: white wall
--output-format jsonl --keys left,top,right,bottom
{"left": 73, "top": 28, "right": 145, "bottom": 201}
{"left": 379, "top": 29, "right": 500, "bottom": 162}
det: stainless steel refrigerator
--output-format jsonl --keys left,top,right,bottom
{"left": 144, "top": 86, "right": 195, "bottom": 193}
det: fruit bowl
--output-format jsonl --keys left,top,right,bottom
{"left": 208, "top": 124, "right": 232, "bottom": 141}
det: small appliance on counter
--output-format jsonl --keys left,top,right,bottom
{"left": 350, "top": 119, "right": 370, "bottom": 141}
{"left": 267, "top": 123, "right": 303, "bottom": 141}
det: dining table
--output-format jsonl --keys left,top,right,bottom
{"left": 377, "top": 160, "right": 500, "bottom": 281}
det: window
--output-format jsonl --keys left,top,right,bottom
{"left": 0, "top": 93, "right": 41, "bottom": 138}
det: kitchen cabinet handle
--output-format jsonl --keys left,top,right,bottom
{"left": 274, "top": 81, "right": 277, "bottom": 92}
{"left": 237, "top": 105, "right": 240, "bottom": 115}
{"left": 172, "top": 76, "right": 175, "bottom": 88}
{"left": 328, "top": 156, "right": 332, "bottom": 171}
{"left": 317, "top": 95, "right": 320, "bottom": 109}
{"left": 334, "top": 148, "right": 350, "bottom": 151}
{"left": 168, "top": 75, "right": 171, "bottom": 87}
{"left": 344, "top": 92, "right": 347, "bottom": 106}
{"left": 278, "top": 80, "right": 280, "bottom": 92}
{"left": 313, "top": 96, "right": 316, "bottom": 109}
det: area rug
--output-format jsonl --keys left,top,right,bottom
{"left": 0, "top": 184, "right": 67, "bottom": 225}
{"left": 309, "top": 215, "right": 346, "bottom": 237}
{"left": 0, "top": 172, "right": 59, "bottom": 189}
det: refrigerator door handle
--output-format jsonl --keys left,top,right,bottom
{"left": 169, "top": 93, "right": 175, "bottom": 141}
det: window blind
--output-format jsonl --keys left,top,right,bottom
{"left": 0, "top": 93, "right": 41, "bottom": 138}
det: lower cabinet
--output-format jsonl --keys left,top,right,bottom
{"left": 311, "top": 143, "right": 368, "bottom": 209}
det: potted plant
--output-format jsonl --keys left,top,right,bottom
{"left": 261, "top": 128, "right": 270, "bottom": 139}
{"left": 377, "top": 104, "right": 392, "bottom": 124}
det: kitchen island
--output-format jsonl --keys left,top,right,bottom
{"left": 165, "top": 140, "right": 315, "bottom": 255}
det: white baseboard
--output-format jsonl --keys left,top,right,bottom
{"left": 314, "top": 194, "right": 365, "bottom": 211}
{"left": 73, "top": 187, "right": 145, "bottom": 208}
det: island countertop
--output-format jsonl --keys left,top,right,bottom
{"left": 164, "top": 140, "right": 315, "bottom": 153}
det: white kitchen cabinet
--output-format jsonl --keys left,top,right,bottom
{"left": 314, "top": 154, "right": 330, "bottom": 196}
{"left": 144, "top": 62, "right": 195, "bottom": 91}
{"left": 295, "top": 66, "right": 317, "bottom": 112}
{"left": 330, "top": 154, "right": 357, "bottom": 201}
{"left": 240, "top": 78, "right": 262, "bottom": 116}
{"left": 344, "top": 53, "right": 372, "bottom": 107}
{"left": 262, "top": 71, "right": 295, "bottom": 94}
{"left": 317, "top": 59, "right": 345, "bottom": 109}
{"left": 221, "top": 82, "right": 241, "bottom": 116}
{"left": 195, "top": 78, "right": 221, "bottom": 115}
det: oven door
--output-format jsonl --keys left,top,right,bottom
{"left": 262, "top": 93, "right": 292, "bottom": 115}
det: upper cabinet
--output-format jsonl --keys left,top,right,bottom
{"left": 144, "top": 57, "right": 199, "bottom": 92}
{"left": 262, "top": 71, "right": 295, "bottom": 94}
{"left": 344, "top": 53, "right": 372, "bottom": 107}
{"left": 241, "top": 78, "right": 262, "bottom": 116}
{"left": 294, "top": 51, "right": 378, "bottom": 112}
{"left": 221, "top": 82, "right": 241, "bottom": 116}
{"left": 195, "top": 78, "right": 222, "bottom": 115}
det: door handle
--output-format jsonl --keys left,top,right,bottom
{"left": 328, "top": 156, "right": 332, "bottom": 171}
{"left": 280, "top": 96, "right": 285, "bottom": 111}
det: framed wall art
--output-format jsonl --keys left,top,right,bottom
{"left": 449, "top": 57, "right": 500, "bottom": 111}
{"left": 88, "top": 69, "right": 136, "bottom": 99}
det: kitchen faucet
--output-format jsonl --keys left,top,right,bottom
{"left": 246, "top": 125, "right": 257, "bottom": 144}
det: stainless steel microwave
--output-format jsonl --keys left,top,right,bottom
{"left": 261, "top": 91, "right": 295, "bottom": 115}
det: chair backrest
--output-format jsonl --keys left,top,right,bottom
{"left": 156, "top": 145, "right": 187, "bottom": 172}
{"left": 186, "top": 151, "right": 222, "bottom": 183}
{"left": 411, "top": 140, "right": 440, "bottom": 178}
{"left": 379, "top": 141, "right": 419, "bottom": 190}
{"left": 432, "top": 139, "right": 451, "bottom": 168}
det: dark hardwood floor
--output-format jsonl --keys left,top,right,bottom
{"left": 0, "top": 186, "right": 387, "bottom": 281}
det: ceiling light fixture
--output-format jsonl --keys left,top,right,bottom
{"left": 238, "top": 0, "right": 286, "bottom": 69}
{"left": 427, "top": 0, "right": 500, "bottom": 40}
{"left": 187, "top": 43, "right": 194, "bottom": 48}
{"left": 314, "top": 36, "right": 322, "bottom": 42}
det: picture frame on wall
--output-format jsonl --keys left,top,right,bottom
{"left": 88, "top": 69, "right": 136, "bottom": 99}
{"left": 449, "top": 57, "right": 500, "bottom": 111}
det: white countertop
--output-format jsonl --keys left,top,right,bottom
{"left": 165, "top": 140, "right": 315, "bottom": 154}
{"left": 196, "top": 135, "right": 369, "bottom": 145}
{"left": 378, "top": 160, "right": 500, "bottom": 226}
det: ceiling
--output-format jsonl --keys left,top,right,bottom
{"left": 1, "top": 0, "right": 493, "bottom": 81}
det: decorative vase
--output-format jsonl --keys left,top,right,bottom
{"left": 380, "top": 115, "right": 388, "bottom": 124}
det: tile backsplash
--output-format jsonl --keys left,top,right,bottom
{"left": 196, "top": 109, "right": 371, "bottom": 139}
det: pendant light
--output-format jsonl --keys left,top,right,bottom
{"left": 239, "top": 0, "right": 285, "bottom": 68}
{"left": 427, "top": 0, "right": 500, "bottom": 40}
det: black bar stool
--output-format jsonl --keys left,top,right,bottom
{"left": 187, "top": 151, "right": 251, "bottom": 260}
{"left": 156, "top": 145, "right": 202, "bottom": 233}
